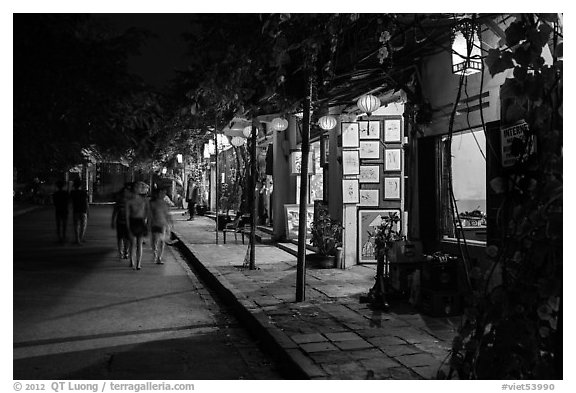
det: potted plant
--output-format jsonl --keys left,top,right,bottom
{"left": 308, "top": 213, "right": 343, "bottom": 269}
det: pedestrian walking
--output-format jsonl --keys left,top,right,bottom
{"left": 70, "top": 178, "right": 89, "bottom": 244}
{"left": 186, "top": 178, "right": 199, "bottom": 221}
{"left": 52, "top": 180, "right": 69, "bottom": 244}
{"left": 149, "top": 187, "right": 173, "bottom": 264}
{"left": 126, "top": 181, "right": 150, "bottom": 270}
{"left": 111, "top": 183, "right": 133, "bottom": 259}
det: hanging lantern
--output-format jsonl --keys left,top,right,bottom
{"left": 176, "top": 154, "right": 183, "bottom": 164}
{"left": 162, "top": 167, "right": 167, "bottom": 175}
{"left": 270, "top": 117, "right": 289, "bottom": 131}
{"left": 318, "top": 115, "right": 337, "bottom": 130}
{"left": 230, "top": 136, "right": 245, "bottom": 147}
{"left": 243, "top": 125, "right": 253, "bottom": 138}
{"left": 356, "top": 94, "right": 381, "bottom": 116}
{"left": 451, "top": 24, "right": 482, "bottom": 76}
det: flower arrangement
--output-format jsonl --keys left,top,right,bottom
{"left": 369, "top": 212, "right": 403, "bottom": 259}
{"left": 310, "top": 212, "right": 343, "bottom": 256}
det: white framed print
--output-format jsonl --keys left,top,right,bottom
{"left": 359, "top": 165, "right": 380, "bottom": 183}
{"left": 358, "top": 121, "right": 369, "bottom": 139}
{"left": 341, "top": 122, "right": 359, "bottom": 148}
{"left": 342, "top": 179, "right": 359, "bottom": 204}
{"left": 359, "top": 189, "right": 379, "bottom": 206}
{"left": 359, "top": 141, "right": 380, "bottom": 159}
{"left": 383, "top": 176, "right": 401, "bottom": 199}
{"left": 384, "top": 118, "right": 402, "bottom": 142}
{"left": 384, "top": 148, "right": 402, "bottom": 171}
{"left": 367, "top": 121, "right": 381, "bottom": 140}
{"left": 342, "top": 150, "right": 360, "bottom": 175}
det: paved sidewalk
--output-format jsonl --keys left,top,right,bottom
{"left": 172, "top": 211, "right": 461, "bottom": 380}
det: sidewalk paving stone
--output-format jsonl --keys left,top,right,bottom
{"left": 171, "top": 214, "right": 462, "bottom": 379}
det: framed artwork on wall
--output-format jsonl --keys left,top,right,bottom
{"left": 341, "top": 122, "right": 359, "bottom": 148}
{"left": 358, "top": 209, "right": 402, "bottom": 263}
{"left": 383, "top": 176, "right": 401, "bottom": 199}
{"left": 359, "top": 141, "right": 380, "bottom": 159}
{"left": 384, "top": 148, "right": 402, "bottom": 171}
{"left": 342, "top": 179, "right": 359, "bottom": 204}
{"left": 384, "top": 118, "right": 402, "bottom": 142}
{"left": 284, "top": 204, "right": 314, "bottom": 240}
{"left": 342, "top": 150, "right": 360, "bottom": 175}
{"left": 359, "top": 121, "right": 380, "bottom": 140}
{"left": 359, "top": 165, "right": 380, "bottom": 183}
{"left": 359, "top": 189, "right": 379, "bottom": 206}
{"left": 290, "top": 150, "right": 315, "bottom": 175}
{"left": 320, "top": 135, "right": 329, "bottom": 167}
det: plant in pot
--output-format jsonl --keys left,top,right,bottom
{"left": 309, "top": 213, "right": 343, "bottom": 269}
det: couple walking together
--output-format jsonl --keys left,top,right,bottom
{"left": 112, "top": 181, "right": 172, "bottom": 270}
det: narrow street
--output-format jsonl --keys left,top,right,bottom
{"left": 13, "top": 205, "right": 283, "bottom": 380}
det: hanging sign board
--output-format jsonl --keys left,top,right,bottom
{"left": 501, "top": 122, "right": 535, "bottom": 167}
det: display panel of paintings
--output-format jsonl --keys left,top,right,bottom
{"left": 342, "top": 150, "right": 360, "bottom": 175}
{"left": 359, "top": 189, "right": 379, "bottom": 206}
{"left": 359, "top": 141, "right": 380, "bottom": 159}
{"left": 383, "top": 176, "right": 401, "bottom": 200}
{"left": 359, "top": 165, "right": 380, "bottom": 183}
{"left": 384, "top": 118, "right": 402, "bottom": 143}
{"left": 284, "top": 204, "right": 314, "bottom": 240}
{"left": 358, "top": 209, "right": 402, "bottom": 263}
{"left": 341, "top": 122, "right": 359, "bottom": 148}
{"left": 342, "top": 179, "right": 359, "bottom": 204}
{"left": 359, "top": 121, "right": 381, "bottom": 140}
{"left": 290, "top": 150, "right": 315, "bottom": 175}
{"left": 384, "top": 148, "right": 402, "bottom": 171}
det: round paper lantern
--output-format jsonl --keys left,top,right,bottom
{"left": 318, "top": 115, "right": 337, "bottom": 130}
{"left": 230, "top": 136, "right": 245, "bottom": 147}
{"left": 356, "top": 94, "right": 381, "bottom": 116}
{"left": 243, "top": 126, "right": 253, "bottom": 138}
{"left": 270, "top": 117, "right": 289, "bottom": 131}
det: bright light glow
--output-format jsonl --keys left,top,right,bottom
{"left": 162, "top": 167, "right": 167, "bottom": 175}
{"left": 318, "top": 115, "right": 337, "bottom": 130}
{"left": 176, "top": 154, "right": 183, "bottom": 163}
{"left": 357, "top": 94, "right": 381, "bottom": 116}
{"left": 270, "top": 117, "right": 289, "bottom": 131}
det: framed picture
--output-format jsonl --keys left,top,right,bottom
{"left": 383, "top": 176, "right": 401, "bottom": 199}
{"left": 358, "top": 209, "right": 402, "bottom": 263}
{"left": 341, "top": 122, "right": 359, "bottom": 148}
{"left": 320, "top": 135, "right": 329, "bottom": 167}
{"left": 284, "top": 204, "right": 314, "bottom": 240}
{"left": 384, "top": 148, "right": 402, "bottom": 171}
{"left": 358, "top": 121, "right": 369, "bottom": 139}
{"left": 359, "top": 189, "right": 379, "bottom": 206}
{"left": 359, "top": 141, "right": 380, "bottom": 159}
{"left": 342, "top": 179, "right": 359, "bottom": 204}
{"left": 359, "top": 165, "right": 380, "bottom": 183}
{"left": 290, "top": 150, "right": 315, "bottom": 175}
{"left": 342, "top": 150, "right": 360, "bottom": 175}
{"left": 384, "top": 118, "right": 402, "bottom": 142}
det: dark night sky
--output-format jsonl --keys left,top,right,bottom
{"left": 102, "top": 14, "right": 194, "bottom": 88}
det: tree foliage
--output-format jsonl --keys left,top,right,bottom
{"left": 447, "top": 13, "right": 562, "bottom": 379}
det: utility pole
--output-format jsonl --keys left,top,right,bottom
{"left": 296, "top": 77, "right": 313, "bottom": 302}
{"left": 249, "top": 122, "right": 257, "bottom": 270}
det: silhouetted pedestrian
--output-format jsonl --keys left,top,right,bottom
{"left": 186, "top": 178, "right": 199, "bottom": 221}
{"left": 70, "top": 179, "right": 89, "bottom": 244}
{"left": 126, "top": 181, "right": 150, "bottom": 270}
{"left": 111, "top": 183, "right": 133, "bottom": 259}
{"left": 149, "top": 187, "right": 172, "bottom": 264}
{"left": 52, "top": 180, "right": 69, "bottom": 244}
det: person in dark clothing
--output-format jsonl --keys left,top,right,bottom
{"left": 111, "top": 183, "right": 133, "bottom": 259}
{"left": 70, "top": 179, "right": 89, "bottom": 244}
{"left": 186, "top": 178, "right": 199, "bottom": 221}
{"left": 52, "top": 180, "right": 69, "bottom": 244}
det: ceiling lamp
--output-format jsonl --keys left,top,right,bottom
{"left": 270, "top": 117, "right": 289, "bottom": 132}
{"left": 318, "top": 115, "right": 337, "bottom": 130}
{"left": 230, "top": 136, "right": 245, "bottom": 147}
{"left": 356, "top": 94, "right": 381, "bottom": 116}
{"left": 243, "top": 126, "right": 253, "bottom": 138}
{"left": 452, "top": 23, "right": 482, "bottom": 76}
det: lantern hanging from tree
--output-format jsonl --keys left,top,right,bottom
{"left": 230, "top": 136, "right": 245, "bottom": 147}
{"left": 451, "top": 23, "right": 482, "bottom": 76}
{"left": 243, "top": 126, "right": 253, "bottom": 138}
{"left": 270, "top": 117, "right": 289, "bottom": 132}
{"left": 318, "top": 115, "right": 337, "bottom": 130}
{"left": 356, "top": 94, "right": 381, "bottom": 116}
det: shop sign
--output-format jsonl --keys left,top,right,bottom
{"left": 501, "top": 122, "right": 536, "bottom": 167}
